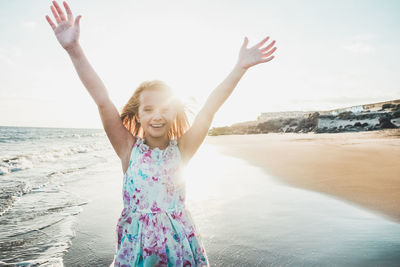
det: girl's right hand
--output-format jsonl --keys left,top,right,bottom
{"left": 45, "top": 1, "right": 82, "bottom": 52}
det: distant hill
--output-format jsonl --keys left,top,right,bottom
{"left": 208, "top": 98, "right": 400, "bottom": 135}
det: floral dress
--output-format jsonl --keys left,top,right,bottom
{"left": 112, "top": 136, "right": 209, "bottom": 267}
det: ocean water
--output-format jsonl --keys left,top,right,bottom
{"left": 1, "top": 126, "right": 400, "bottom": 266}
{"left": 0, "top": 126, "right": 110, "bottom": 266}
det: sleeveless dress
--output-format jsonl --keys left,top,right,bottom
{"left": 112, "top": 136, "right": 209, "bottom": 267}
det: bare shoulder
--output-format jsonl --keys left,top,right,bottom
{"left": 126, "top": 134, "right": 137, "bottom": 157}
{"left": 176, "top": 136, "right": 190, "bottom": 166}
{"left": 121, "top": 134, "right": 137, "bottom": 175}
{"left": 175, "top": 111, "right": 212, "bottom": 166}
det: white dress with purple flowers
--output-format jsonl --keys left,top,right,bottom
{"left": 112, "top": 136, "right": 209, "bottom": 267}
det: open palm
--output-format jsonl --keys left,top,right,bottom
{"left": 237, "top": 36, "right": 277, "bottom": 70}
{"left": 45, "top": 1, "right": 82, "bottom": 51}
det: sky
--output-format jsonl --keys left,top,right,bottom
{"left": 0, "top": 0, "right": 399, "bottom": 129}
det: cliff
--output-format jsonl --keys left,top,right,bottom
{"left": 208, "top": 101, "right": 400, "bottom": 135}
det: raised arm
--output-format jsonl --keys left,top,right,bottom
{"left": 45, "top": 1, "right": 135, "bottom": 165}
{"left": 178, "top": 36, "right": 277, "bottom": 165}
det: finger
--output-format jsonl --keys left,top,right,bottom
{"left": 50, "top": 5, "right": 61, "bottom": 24}
{"left": 260, "top": 40, "right": 276, "bottom": 53}
{"left": 259, "top": 56, "right": 275, "bottom": 64}
{"left": 242, "top": 36, "right": 249, "bottom": 48}
{"left": 74, "top": 15, "right": 82, "bottom": 27}
{"left": 262, "top": 46, "right": 278, "bottom": 57}
{"left": 52, "top": 1, "right": 67, "bottom": 21}
{"left": 63, "top": 1, "right": 74, "bottom": 23}
{"left": 45, "top": 15, "right": 57, "bottom": 30}
{"left": 254, "top": 36, "right": 270, "bottom": 49}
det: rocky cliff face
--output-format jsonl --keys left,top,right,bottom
{"left": 208, "top": 104, "right": 400, "bottom": 135}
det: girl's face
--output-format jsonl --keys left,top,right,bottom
{"left": 137, "top": 89, "right": 176, "bottom": 139}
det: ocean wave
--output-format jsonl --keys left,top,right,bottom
{"left": 0, "top": 144, "right": 105, "bottom": 176}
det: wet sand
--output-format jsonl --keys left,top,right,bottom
{"left": 61, "top": 129, "right": 400, "bottom": 265}
{"left": 205, "top": 129, "right": 400, "bottom": 223}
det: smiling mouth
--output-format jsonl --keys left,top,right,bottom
{"left": 151, "top": 124, "right": 165, "bottom": 128}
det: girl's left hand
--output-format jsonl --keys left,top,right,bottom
{"left": 236, "top": 36, "right": 277, "bottom": 70}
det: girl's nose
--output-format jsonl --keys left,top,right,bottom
{"left": 152, "top": 109, "right": 163, "bottom": 118}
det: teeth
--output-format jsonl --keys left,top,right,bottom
{"left": 151, "top": 124, "right": 163, "bottom": 127}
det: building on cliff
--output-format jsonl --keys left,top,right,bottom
{"left": 322, "top": 99, "right": 400, "bottom": 115}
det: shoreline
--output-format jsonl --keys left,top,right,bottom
{"left": 205, "top": 129, "right": 400, "bottom": 223}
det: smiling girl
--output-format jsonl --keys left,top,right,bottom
{"left": 45, "top": 1, "right": 277, "bottom": 266}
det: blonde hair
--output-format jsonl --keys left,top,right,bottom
{"left": 120, "top": 80, "right": 190, "bottom": 139}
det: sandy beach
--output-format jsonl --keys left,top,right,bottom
{"left": 205, "top": 129, "right": 400, "bottom": 223}
{"left": 55, "top": 128, "right": 400, "bottom": 266}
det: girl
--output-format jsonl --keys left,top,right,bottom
{"left": 45, "top": 1, "right": 277, "bottom": 266}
